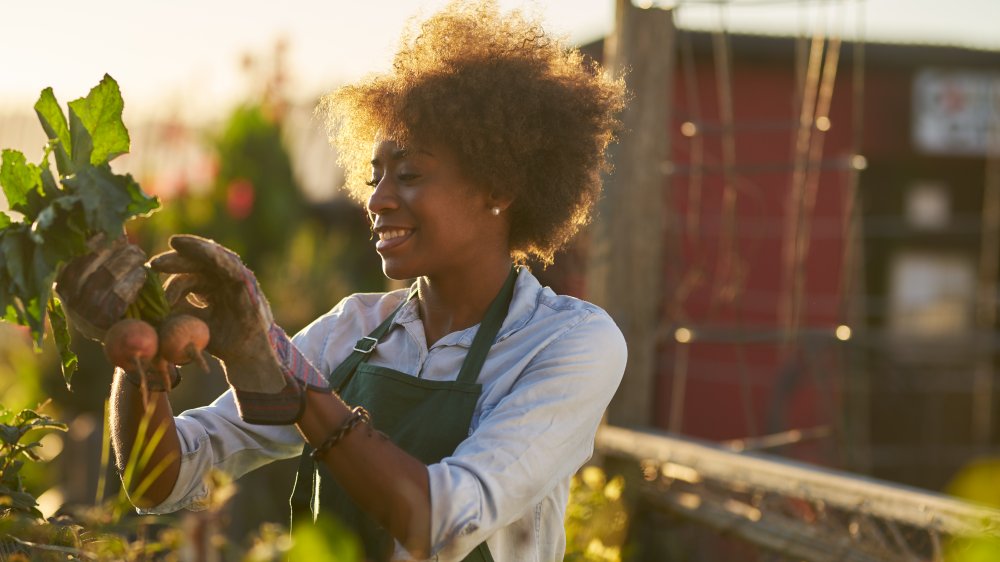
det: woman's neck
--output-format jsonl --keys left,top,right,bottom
{"left": 416, "top": 257, "right": 513, "bottom": 347}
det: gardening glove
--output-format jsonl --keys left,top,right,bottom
{"left": 148, "top": 234, "right": 329, "bottom": 425}
{"left": 56, "top": 235, "right": 180, "bottom": 392}
{"left": 55, "top": 234, "right": 147, "bottom": 341}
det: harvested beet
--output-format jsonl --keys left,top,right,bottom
{"left": 158, "top": 314, "right": 210, "bottom": 372}
{"left": 104, "top": 318, "right": 158, "bottom": 371}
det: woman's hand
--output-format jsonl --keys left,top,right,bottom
{"left": 149, "top": 234, "right": 328, "bottom": 424}
{"left": 55, "top": 234, "right": 147, "bottom": 341}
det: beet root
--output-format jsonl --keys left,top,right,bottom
{"left": 104, "top": 318, "right": 158, "bottom": 371}
{"left": 158, "top": 314, "right": 210, "bottom": 372}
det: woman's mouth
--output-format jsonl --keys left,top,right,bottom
{"left": 375, "top": 228, "right": 414, "bottom": 252}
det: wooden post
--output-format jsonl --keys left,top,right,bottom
{"left": 588, "top": 0, "right": 674, "bottom": 428}
{"left": 972, "top": 78, "right": 1000, "bottom": 446}
{"left": 842, "top": 34, "right": 871, "bottom": 474}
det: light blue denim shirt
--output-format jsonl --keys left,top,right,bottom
{"left": 143, "top": 268, "right": 627, "bottom": 561}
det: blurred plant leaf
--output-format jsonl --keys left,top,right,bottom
{"left": 67, "top": 74, "right": 129, "bottom": 166}
{"left": 0, "top": 150, "right": 41, "bottom": 215}
{"left": 0, "top": 484, "right": 41, "bottom": 518}
{"left": 0, "top": 75, "right": 163, "bottom": 385}
{"left": 289, "top": 514, "right": 362, "bottom": 562}
{"left": 34, "top": 87, "right": 73, "bottom": 175}
{"left": 47, "top": 298, "right": 77, "bottom": 387}
{"left": 63, "top": 166, "right": 134, "bottom": 237}
{"left": 0, "top": 229, "right": 46, "bottom": 340}
{"left": 68, "top": 107, "right": 94, "bottom": 170}
{"left": 17, "top": 410, "right": 67, "bottom": 433}
{"left": 0, "top": 425, "right": 18, "bottom": 445}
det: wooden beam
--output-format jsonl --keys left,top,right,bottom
{"left": 596, "top": 425, "right": 1000, "bottom": 538}
{"left": 588, "top": 0, "right": 675, "bottom": 428}
{"left": 643, "top": 489, "right": 889, "bottom": 562}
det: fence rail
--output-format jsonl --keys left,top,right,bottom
{"left": 595, "top": 425, "right": 1000, "bottom": 561}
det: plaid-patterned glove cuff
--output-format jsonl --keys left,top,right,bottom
{"left": 232, "top": 375, "right": 306, "bottom": 425}
{"left": 267, "top": 324, "right": 330, "bottom": 392}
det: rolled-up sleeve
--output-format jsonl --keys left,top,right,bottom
{"left": 138, "top": 390, "right": 305, "bottom": 514}
{"left": 137, "top": 294, "right": 376, "bottom": 515}
{"left": 425, "top": 310, "right": 627, "bottom": 559}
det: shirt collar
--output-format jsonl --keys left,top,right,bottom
{"left": 390, "top": 267, "right": 541, "bottom": 348}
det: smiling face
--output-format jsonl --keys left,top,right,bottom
{"left": 366, "top": 140, "right": 511, "bottom": 281}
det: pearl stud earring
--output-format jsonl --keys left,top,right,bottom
{"left": 490, "top": 207, "right": 501, "bottom": 216}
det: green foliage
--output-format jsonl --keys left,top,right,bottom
{"left": 66, "top": 76, "right": 130, "bottom": 167}
{"left": 212, "top": 104, "right": 303, "bottom": 267}
{"left": 34, "top": 88, "right": 73, "bottom": 175}
{"left": 946, "top": 537, "right": 1000, "bottom": 562}
{"left": 0, "top": 406, "right": 628, "bottom": 561}
{"left": 564, "top": 466, "right": 629, "bottom": 562}
{"left": 0, "top": 150, "right": 41, "bottom": 211}
{"left": 46, "top": 299, "right": 77, "bottom": 381}
{"left": 286, "top": 515, "right": 362, "bottom": 561}
{"left": 0, "top": 404, "right": 67, "bottom": 519}
{"left": 0, "top": 67, "right": 620, "bottom": 562}
{"left": 130, "top": 101, "right": 384, "bottom": 335}
{"left": 0, "top": 74, "right": 160, "bottom": 386}
{"left": 0, "top": 327, "right": 44, "bottom": 412}
{"left": 0, "top": 503, "right": 179, "bottom": 561}
{"left": 944, "top": 457, "right": 1000, "bottom": 561}
{"left": 136, "top": 104, "right": 304, "bottom": 271}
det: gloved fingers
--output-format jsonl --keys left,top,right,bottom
{"left": 74, "top": 271, "right": 140, "bottom": 335}
{"left": 111, "top": 264, "right": 147, "bottom": 305}
{"left": 152, "top": 246, "right": 254, "bottom": 325}
{"left": 148, "top": 250, "right": 206, "bottom": 276}
{"left": 166, "top": 293, "right": 251, "bottom": 365}
{"left": 103, "top": 244, "right": 148, "bottom": 302}
{"left": 57, "top": 244, "right": 112, "bottom": 297}
{"left": 163, "top": 273, "right": 211, "bottom": 308}
{"left": 166, "top": 296, "right": 213, "bottom": 325}
{"left": 57, "top": 236, "right": 142, "bottom": 299}
{"left": 165, "top": 235, "right": 270, "bottom": 323}
{"left": 103, "top": 242, "right": 147, "bottom": 278}
{"left": 160, "top": 277, "right": 234, "bottom": 357}
{"left": 168, "top": 235, "right": 247, "bottom": 283}
{"left": 55, "top": 236, "right": 148, "bottom": 338}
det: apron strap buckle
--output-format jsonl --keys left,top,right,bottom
{"left": 353, "top": 336, "right": 379, "bottom": 354}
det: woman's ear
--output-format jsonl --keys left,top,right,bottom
{"left": 487, "top": 190, "right": 515, "bottom": 213}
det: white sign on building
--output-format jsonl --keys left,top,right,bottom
{"left": 913, "top": 69, "right": 1000, "bottom": 157}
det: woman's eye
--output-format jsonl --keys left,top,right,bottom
{"left": 397, "top": 173, "right": 420, "bottom": 182}
{"left": 365, "top": 177, "right": 380, "bottom": 188}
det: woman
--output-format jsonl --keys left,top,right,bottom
{"left": 59, "top": 2, "right": 627, "bottom": 560}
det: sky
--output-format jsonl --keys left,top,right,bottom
{"left": 1, "top": 0, "right": 999, "bottom": 121}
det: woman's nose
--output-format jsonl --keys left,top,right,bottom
{"left": 366, "top": 177, "right": 398, "bottom": 217}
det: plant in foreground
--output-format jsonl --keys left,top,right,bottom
{"left": 0, "top": 403, "right": 67, "bottom": 520}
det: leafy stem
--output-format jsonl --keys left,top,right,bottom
{"left": 0, "top": 75, "right": 161, "bottom": 387}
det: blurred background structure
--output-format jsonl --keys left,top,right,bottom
{"left": 4, "top": 0, "right": 1000, "bottom": 560}
{"left": 583, "top": 1, "right": 1000, "bottom": 560}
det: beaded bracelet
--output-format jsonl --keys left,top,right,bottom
{"left": 311, "top": 406, "right": 371, "bottom": 461}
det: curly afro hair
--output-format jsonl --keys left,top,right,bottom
{"left": 319, "top": 0, "right": 626, "bottom": 264}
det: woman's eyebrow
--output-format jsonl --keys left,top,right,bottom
{"left": 370, "top": 148, "right": 410, "bottom": 167}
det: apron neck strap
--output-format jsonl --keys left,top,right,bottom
{"left": 328, "top": 267, "right": 518, "bottom": 391}
{"left": 456, "top": 266, "right": 518, "bottom": 384}
{"left": 328, "top": 286, "right": 416, "bottom": 393}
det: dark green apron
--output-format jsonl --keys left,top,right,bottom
{"left": 290, "top": 268, "right": 517, "bottom": 562}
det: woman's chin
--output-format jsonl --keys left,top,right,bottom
{"left": 381, "top": 258, "right": 418, "bottom": 281}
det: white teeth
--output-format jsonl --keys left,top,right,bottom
{"left": 379, "top": 229, "right": 408, "bottom": 241}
